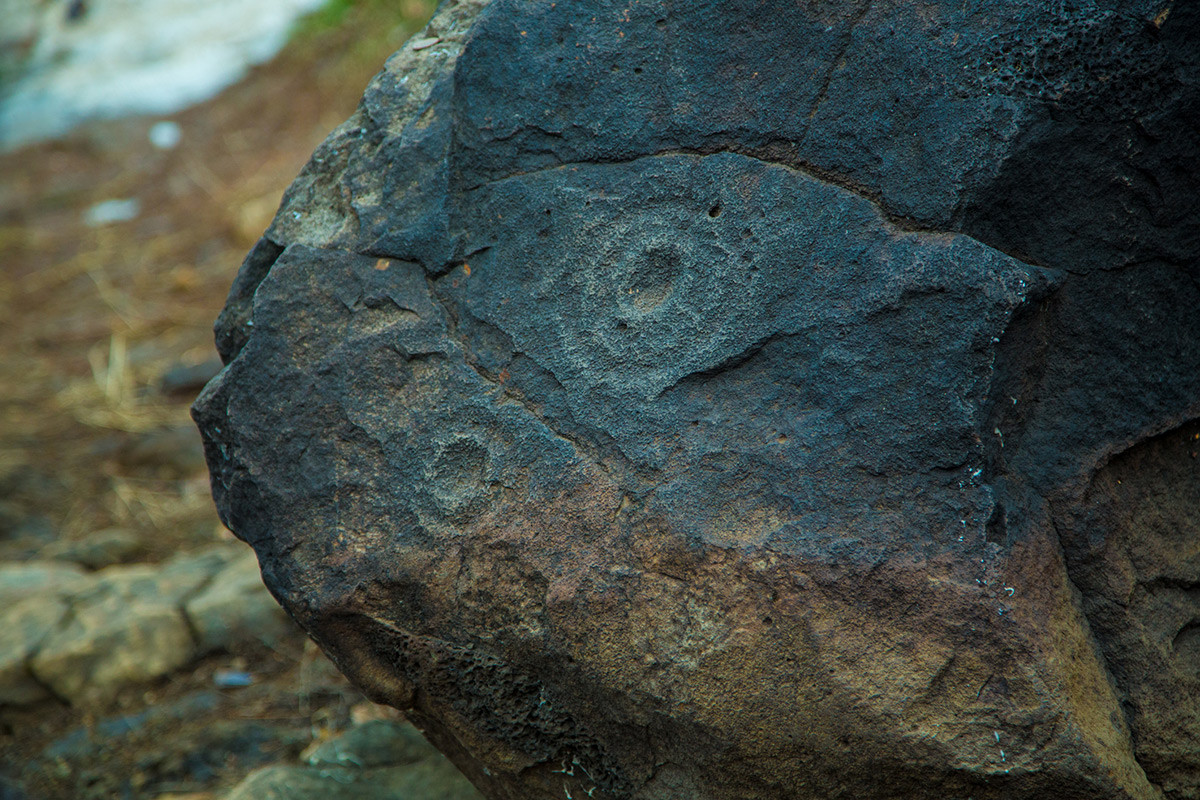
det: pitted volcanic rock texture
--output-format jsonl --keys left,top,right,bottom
{"left": 195, "top": 1, "right": 1200, "bottom": 798}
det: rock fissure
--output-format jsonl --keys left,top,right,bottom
{"left": 176, "top": 570, "right": 221, "bottom": 650}
{"left": 1050, "top": 510, "right": 1160, "bottom": 790}
{"left": 458, "top": 145, "right": 999, "bottom": 247}
{"left": 177, "top": 602, "right": 204, "bottom": 649}
{"left": 1084, "top": 411, "right": 1200, "bottom": 490}
{"left": 652, "top": 330, "right": 804, "bottom": 401}
{"left": 804, "top": 0, "right": 874, "bottom": 127}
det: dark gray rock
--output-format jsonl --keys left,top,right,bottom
{"left": 194, "top": 1, "right": 1200, "bottom": 799}
{"left": 39, "top": 691, "right": 221, "bottom": 762}
{"left": 159, "top": 356, "right": 224, "bottom": 397}
{"left": 0, "top": 775, "right": 29, "bottom": 800}
{"left": 116, "top": 423, "right": 208, "bottom": 478}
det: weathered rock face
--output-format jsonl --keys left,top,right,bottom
{"left": 193, "top": 1, "right": 1200, "bottom": 798}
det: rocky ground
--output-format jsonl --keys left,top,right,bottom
{"left": 0, "top": 3, "right": 479, "bottom": 797}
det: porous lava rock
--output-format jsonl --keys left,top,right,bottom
{"left": 194, "top": 2, "right": 1200, "bottom": 798}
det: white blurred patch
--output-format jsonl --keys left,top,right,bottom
{"left": 148, "top": 119, "right": 181, "bottom": 149}
{"left": 83, "top": 197, "right": 141, "bottom": 226}
{"left": 0, "top": 0, "right": 329, "bottom": 151}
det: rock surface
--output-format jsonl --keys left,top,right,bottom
{"left": 41, "top": 528, "right": 146, "bottom": 570}
{"left": 220, "top": 719, "right": 483, "bottom": 800}
{"left": 194, "top": 1, "right": 1200, "bottom": 799}
{"left": 0, "top": 544, "right": 295, "bottom": 707}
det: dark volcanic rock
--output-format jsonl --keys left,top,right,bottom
{"left": 194, "top": 1, "right": 1200, "bottom": 798}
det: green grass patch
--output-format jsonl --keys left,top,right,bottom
{"left": 293, "top": 0, "right": 436, "bottom": 41}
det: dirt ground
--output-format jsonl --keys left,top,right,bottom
{"left": 0, "top": 2, "right": 437, "bottom": 796}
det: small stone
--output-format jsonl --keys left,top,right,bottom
{"left": 30, "top": 588, "right": 194, "bottom": 704}
{"left": 0, "top": 594, "right": 68, "bottom": 705}
{"left": 306, "top": 720, "right": 435, "bottom": 769}
{"left": 28, "top": 547, "right": 237, "bottom": 704}
{"left": 0, "top": 501, "right": 22, "bottom": 537}
{"left": 117, "top": 424, "right": 207, "bottom": 477}
{"left": 185, "top": 548, "right": 294, "bottom": 654}
{"left": 40, "top": 690, "right": 220, "bottom": 761}
{"left": 0, "top": 514, "right": 55, "bottom": 547}
{"left": 0, "top": 775, "right": 31, "bottom": 800}
{"left": 42, "top": 528, "right": 145, "bottom": 570}
{"left": 221, "top": 760, "right": 481, "bottom": 800}
{"left": 0, "top": 562, "right": 88, "bottom": 705}
{"left": 0, "top": 561, "right": 89, "bottom": 606}
{"left": 159, "top": 358, "right": 223, "bottom": 397}
{"left": 161, "top": 545, "right": 242, "bottom": 594}
{"left": 217, "top": 711, "right": 480, "bottom": 799}
{"left": 213, "top": 669, "right": 253, "bottom": 688}
{"left": 82, "top": 198, "right": 140, "bottom": 227}
{"left": 349, "top": 702, "right": 395, "bottom": 725}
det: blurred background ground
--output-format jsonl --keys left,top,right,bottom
{"left": 0, "top": 2, "right": 459, "bottom": 798}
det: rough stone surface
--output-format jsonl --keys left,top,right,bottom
{"left": 306, "top": 719, "right": 434, "bottom": 768}
{"left": 221, "top": 720, "right": 483, "bottom": 800}
{"left": 29, "top": 549, "right": 227, "bottom": 703}
{"left": 0, "top": 543, "right": 295, "bottom": 708}
{"left": 0, "top": 561, "right": 88, "bottom": 604}
{"left": 0, "top": 561, "right": 89, "bottom": 705}
{"left": 42, "top": 528, "right": 146, "bottom": 570}
{"left": 194, "top": 1, "right": 1200, "bottom": 799}
{"left": 0, "top": 595, "right": 69, "bottom": 706}
{"left": 186, "top": 546, "right": 294, "bottom": 653}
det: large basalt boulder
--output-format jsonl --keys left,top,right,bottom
{"left": 193, "top": 1, "right": 1200, "bottom": 798}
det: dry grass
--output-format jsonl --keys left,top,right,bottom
{"left": 0, "top": 0, "right": 438, "bottom": 556}
{"left": 0, "top": 11, "right": 440, "bottom": 796}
